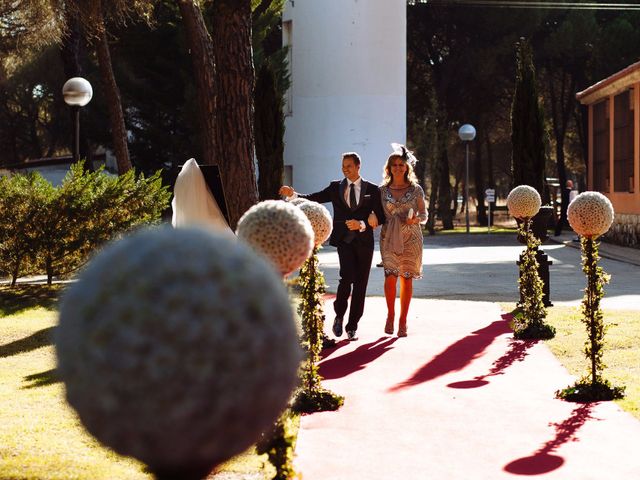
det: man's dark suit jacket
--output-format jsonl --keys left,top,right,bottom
{"left": 301, "top": 178, "right": 386, "bottom": 247}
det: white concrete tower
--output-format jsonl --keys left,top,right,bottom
{"left": 282, "top": 0, "right": 406, "bottom": 194}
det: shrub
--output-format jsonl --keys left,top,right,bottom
{"left": 0, "top": 172, "right": 55, "bottom": 285}
{"left": 0, "top": 162, "right": 171, "bottom": 284}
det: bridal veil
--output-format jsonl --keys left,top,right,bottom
{"left": 171, "top": 158, "right": 232, "bottom": 232}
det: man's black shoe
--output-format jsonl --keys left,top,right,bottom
{"left": 347, "top": 330, "right": 358, "bottom": 341}
{"left": 332, "top": 317, "right": 343, "bottom": 337}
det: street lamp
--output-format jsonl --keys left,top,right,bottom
{"left": 62, "top": 77, "right": 93, "bottom": 164}
{"left": 458, "top": 124, "right": 476, "bottom": 234}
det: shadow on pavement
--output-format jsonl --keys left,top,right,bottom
{"left": 504, "top": 403, "right": 595, "bottom": 475}
{"left": 320, "top": 336, "right": 398, "bottom": 380}
{"left": 388, "top": 318, "right": 511, "bottom": 392}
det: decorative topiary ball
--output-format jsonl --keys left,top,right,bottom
{"left": 56, "top": 227, "right": 301, "bottom": 478}
{"left": 568, "top": 191, "right": 614, "bottom": 238}
{"left": 236, "top": 200, "right": 314, "bottom": 276}
{"left": 287, "top": 197, "right": 308, "bottom": 206}
{"left": 507, "top": 185, "right": 542, "bottom": 219}
{"left": 297, "top": 201, "right": 333, "bottom": 247}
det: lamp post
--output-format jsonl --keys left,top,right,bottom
{"left": 458, "top": 124, "right": 476, "bottom": 233}
{"left": 62, "top": 77, "right": 93, "bottom": 164}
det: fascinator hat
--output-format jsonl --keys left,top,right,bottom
{"left": 390, "top": 143, "right": 418, "bottom": 168}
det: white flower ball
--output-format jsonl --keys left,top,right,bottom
{"left": 56, "top": 227, "right": 301, "bottom": 476}
{"left": 507, "top": 185, "right": 542, "bottom": 219}
{"left": 297, "top": 201, "right": 333, "bottom": 247}
{"left": 568, "top": 191, "right": 614, "bottom": 238}
{"left": 236, "top": 200, "right": 314, "bottom": 276}
{"left": 287, "top": 197, "right": 308, "bottom": 206}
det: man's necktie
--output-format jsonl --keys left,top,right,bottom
{"left": 349, "top": 183, "right": 357, "bottom": 209}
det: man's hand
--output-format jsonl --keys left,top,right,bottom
{"left": 345, "top": 219, "right": 362, "bottom": 231}
{"left": 368, "top": 212, "right": 379, "bottom": 228}
{"left": 279, "top": 186, "right": 294, "bottom": 197}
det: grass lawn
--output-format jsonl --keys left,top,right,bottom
{"left": 501, "top": 301, "right": 640, "bottom": 419}
{"left": 0, "top": 286, "right": 274, "bottom": 480}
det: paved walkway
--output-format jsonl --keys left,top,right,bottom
{"left": 293, "top": 233, "right": 640, "bottom": 479}
{"left": 316, "top": 232, "right": 640, "bottom": 308}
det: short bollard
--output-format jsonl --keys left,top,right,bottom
{"left": 517, "top": 248, "right": 553, "bottom": 307}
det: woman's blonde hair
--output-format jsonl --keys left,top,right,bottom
{"left": 382, "top": 153, "right": 418, "bottom": 186}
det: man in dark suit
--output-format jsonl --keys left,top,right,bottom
{"left": 279, "top": 152, "right": 385, "bottom": 341}
{"left": 554, "top": 179, "right": 574, "bottom": 236}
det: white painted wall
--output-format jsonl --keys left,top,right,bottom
{"left": 282, "top": 0, "right": 406, "bottom": 194}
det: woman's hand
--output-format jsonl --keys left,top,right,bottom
{"left": 368, "top": 211, "right": 379, "bottom": 228}
{"left": 345, "top": 219, "right": 363, "bottom": 231}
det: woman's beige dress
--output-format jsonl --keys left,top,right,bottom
{"left": 380, "top": 184, "right": 427, "bottom": 279}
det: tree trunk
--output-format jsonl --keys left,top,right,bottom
{"left": 485, "top": 132, "right": 495, "bottom": 225}
{"left": 453, "top": 160, "right": 463, "bottom": 215}
{"left": 95, "top": 22, "right": 132, "bottom": 174}
{"left": 575, "top": 104, "right": 589, "bottom": 188}
{"left": 255, "top": 64, "right": 285, "bottom": 200}
{"left": 426, "top": 133, "right": 439, "bottom": 235}
{"left": 46, "top": 255, "right": 53, "bottom": 286}
{"left": 10, "top": 259, "right": 20, "bottom": 288}
{"left": 176, "top": 0, "right": 217, "bottom": 167}
{"left": 475, "top": 135, "right": 487, "bottom": 226}
{"left": 211, "top": 0, "right": 259, "bottom": 228}
{"left": 437, "top": 144, "right": 453, "bottom": 230}
{"left": 547, "top": 70, "right": 574, "bottom": 225}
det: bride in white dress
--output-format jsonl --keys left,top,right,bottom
{"left": 171, "top": 158, "right": 232, "bottom": 233}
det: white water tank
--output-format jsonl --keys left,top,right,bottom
{"left": 282, "top": 0, "right": 406, "bottom": 195}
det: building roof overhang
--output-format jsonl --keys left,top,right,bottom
{"left": 576, "top": 60, "right": 640, "bottom": 105}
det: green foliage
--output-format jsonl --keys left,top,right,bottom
{"left": 514, "top": 219, "right": 555, "bottom": 340}
{"left": 292, "top": 247, "right": 344, "bottom": 413}
{"left": 252, "top": 0, "right": 288, "bottom": 201}
{"left": 556, "top": 237, "right": 625, "bottom": 402}
{"left": 580, "top": 237, "right": 609, "bottom": 382}
{"left": 113, "top": 2, "right": 197, "bottom": 173}
{"left": 255, "top": 63, "right": 285, "bottom": 201}
{"left": 291, "top": 386, "right": 344, "bottom": 414}
{"left": 0, "top": 172, "right": 55, "bottom": 284}
{"left": 0, "top": 46, "right": 71, "bottom": 165}
{"left": 556, "top": 378, "right": 625, "bottom": 403}
{"left": 0, "top": 163, "right": 171, "bottom": 284}
{"left": 256, "top": 411, "right": 298, "bottom": 480}
{"left": 297, "top": 249, "right": 325, "bottom": 371}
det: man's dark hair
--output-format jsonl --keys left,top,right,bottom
{"left": 342, "top": 152, "right": 361, "bottom": 166}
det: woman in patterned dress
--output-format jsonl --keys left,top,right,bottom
{"left": 378, "top": 146, "right": 427, "bottom": 337}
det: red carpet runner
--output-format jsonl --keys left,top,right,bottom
{"left": 293, "top": 297, "right": 640, "bottom": 479}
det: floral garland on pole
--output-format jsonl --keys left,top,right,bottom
{"left": 291, "top": 201, "right": 344, "bottom": 413}
{"left": 556, "top": 192, "right": 625, "bottom": 402}
{"left": 507, "top": 185, "right": 555, "bottom": 339}
{"left": 236, "top": 200, "right": 316, "bottom": 478}
{"left": 256, "top": 411, "right": 298, "bottom": 480}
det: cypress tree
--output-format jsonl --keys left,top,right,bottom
{"left": 511, "top": 39, "right": 546, "bottom": 197}
{"left": 255, "top": 63, "right": 285, "bottom": 201}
